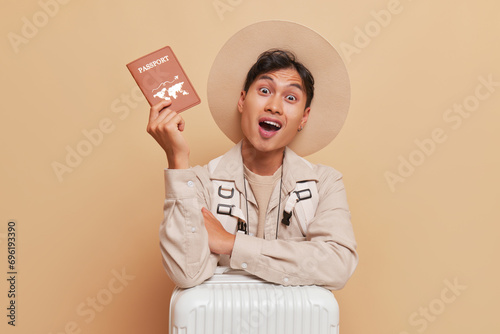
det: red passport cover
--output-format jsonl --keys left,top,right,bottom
{"left": 126, "top": 46, "right": 201, "bottom": 112}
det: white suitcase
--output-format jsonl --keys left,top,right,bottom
{"left": 169, "top": 267, "right": 339, "bottom": 334}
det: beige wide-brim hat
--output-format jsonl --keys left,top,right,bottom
{"left": 207, "top": 20, "right": 350, "bottom": 156}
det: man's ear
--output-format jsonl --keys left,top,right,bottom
{"left": 237, "top": 91, "right": 246, "bottom": 114}
{"left": 301, "top": 107, "right": 311, "bottom": 125}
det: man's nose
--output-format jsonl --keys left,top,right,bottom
{"left": 265, "top": 95, "right": 283, "bottom": 115}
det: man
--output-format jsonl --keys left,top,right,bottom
{"left": 147, "top": 21, "right": 358, "bottom": 289}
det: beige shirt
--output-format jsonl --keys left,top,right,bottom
{"left": 159, "top": 142, "right": 358, "bottom": 289}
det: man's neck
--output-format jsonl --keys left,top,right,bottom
{"left": 241, "top": 140, "right": 284, "bottom": 176}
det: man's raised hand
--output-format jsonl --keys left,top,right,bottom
{"left": 147, "top": 100, "right": 190, "bottom": 169}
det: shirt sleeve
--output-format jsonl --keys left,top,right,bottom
{"left": 159, "top": 167, "right": 219, "bottom": 288}
{"left": 229, "top": 167, "right": 358, "bottom": 290}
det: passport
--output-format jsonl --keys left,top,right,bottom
{"left": 126, "top": 46, "right": 201, "bottom": 112}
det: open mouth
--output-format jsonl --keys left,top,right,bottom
{"left": 259, "top": 120, "right": 282, "bottom": 132}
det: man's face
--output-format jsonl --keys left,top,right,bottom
{"left": 237, "top": 68, "right": 310, "bottom": 155}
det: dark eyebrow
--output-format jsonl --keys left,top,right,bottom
{"left": 257, "top": 75, "right": 304, "bottom": 91}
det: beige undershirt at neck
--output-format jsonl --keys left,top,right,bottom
{"left": 243, "top": 165, "right": 282, "bottom": 239}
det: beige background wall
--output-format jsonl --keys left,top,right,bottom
{"left": 2, "top": 0, "right": 499, "bottom": 333}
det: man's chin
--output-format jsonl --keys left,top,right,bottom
{"left": 250, "top": 143, "right": 286, "bottom": 156}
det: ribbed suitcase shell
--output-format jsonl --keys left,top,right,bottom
{"left": 169, "top": 267, "right": 339, "bottom": 334}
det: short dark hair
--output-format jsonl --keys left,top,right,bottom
{"left": 243, "top": 49, "right": 315, "bottom": 109}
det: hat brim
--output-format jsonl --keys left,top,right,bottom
{"left": 207, "top": 20, "right": 350, "bottom": 156}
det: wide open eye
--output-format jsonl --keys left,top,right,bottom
{"left": 259, "top": 87, "right": 270, "bottom": 94}
{"left": 286, "top": 94, "right": 297, "bottom": 101}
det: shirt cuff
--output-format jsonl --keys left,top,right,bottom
{"left": 229, "top": 233, "right": 264, "bottom": 272}
{"left": 164, "top": 168, "right": 198, "bottom": 199}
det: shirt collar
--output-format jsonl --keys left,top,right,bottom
{"left": 210, "top": 141, "right": 319, "bottom": 193}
